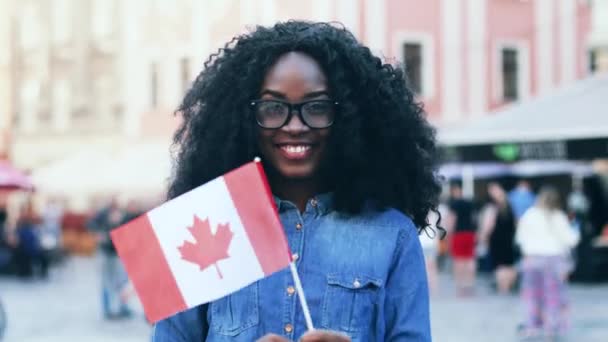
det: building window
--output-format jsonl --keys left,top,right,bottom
{"left": 93, "top": 75, "right": 113, "bottom": 121}
{"left": 18, "top": 79, "right": 40, "bottom": 131}
{"left": 589, "top": 49, "right": 598, "bottom": 73}
{"left": 180, "top": 58, "right": 191, "bottom": 94}
{"left": 91, "top": 0, "right": 115, "bottom": 38}
{"left": 501, "top": 48, "right": 519, "bottom": 101}
{"left": 20, "top": 4, "right": 40, "bottom": 50}
{"left": 51, "top": 0, "right": 72, "bottom": 44}
{"left": 403, "top": 43, "right": 423, "bottom": 94}
{"left": 150, "top": 63, "right": 159, "bottom": 108}
{"left": 52, "top": 78, "right": 72, "bottom": 129}
{"left": 395, "top": 33, "right": 434, "bottom": 99}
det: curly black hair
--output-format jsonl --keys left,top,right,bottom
{"left": 168, "top": 21, "right": 442, "bottom": 231}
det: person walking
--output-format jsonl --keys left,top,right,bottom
{"left": 446, "top": 182, "right": 477, "bottom": 296}
{"left": 14, "top": 199, "right": 48, "bottom": 279}
{"left": 509, "top": 179, "right": 536, "bottom": 221}
{"left": 516, "top": 187, "right": 580, "bottom": 339}
{"left": 87, "top": 198, "right": 131, "bottom": 320}
{"left": 481, "top": 182, "right": 517, "bottom": 294}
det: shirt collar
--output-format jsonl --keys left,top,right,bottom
{"left": 273, "top": 192, "right": 334, "bottom": 215}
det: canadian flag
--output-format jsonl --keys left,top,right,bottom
{"left": 110, "top": 161, "right": 292, "bottom": 323}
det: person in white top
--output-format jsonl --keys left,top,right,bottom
{"left": 515, "top": 186, "right": 580, "bottom": 339}
{"left": 420, "top": 203, "right": 448, "bottom": 296}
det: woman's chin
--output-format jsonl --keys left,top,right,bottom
{"left": 275, "top": 165, "right": 317, "bottom": 181}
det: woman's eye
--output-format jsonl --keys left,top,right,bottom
{"left": 307, "top": 102, "right": 330, "bottom": 114}
{"left": 261, "top": 103, "right": 285, "bottom": 114}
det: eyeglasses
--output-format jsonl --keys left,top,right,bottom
{"left": 250, "top": 99, "right": 338, "bottom": 129}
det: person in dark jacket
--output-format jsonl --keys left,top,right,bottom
{"left": 14, "top": 200, "right": 48, "bottom": 279}
{"left": 87, "top": 198, "right": 130, "bottom": 319}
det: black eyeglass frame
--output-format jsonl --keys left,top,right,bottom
{"left": 249, "top": 99, "right": 339, "bottom": 129}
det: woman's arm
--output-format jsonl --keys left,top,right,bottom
{"left": 477, "top": 204, "right": 497, "bottom": 245}
{"left": 553, "top": 211, "right": 581, "bottom": 248}
{"left": 384, "top": 222, "right": 431, "bottom": 341}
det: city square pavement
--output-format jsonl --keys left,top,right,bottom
{"left": 1, "top": 256, "right": 607, "bottom": 341}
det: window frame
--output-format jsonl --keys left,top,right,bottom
{"left": 392, "top": 31, "right": 435, "bottom": 99}
{"left": 494, "top": 40, "right": 530, "bottom": 103}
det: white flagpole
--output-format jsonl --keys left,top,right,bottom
{"left": 256, "top": 156, "right": 314, "bottom": 330}
{"left": 289, "top": 262, "right": 314, "bottom": 331}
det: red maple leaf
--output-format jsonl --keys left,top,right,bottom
{"left": 177, "top": 216, "right": 233, "bottom": 279}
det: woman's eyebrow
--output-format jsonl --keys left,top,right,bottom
{"left": 260, "top": 90, "right": 286, "bottom": 98}
{"left": 302, "top": 90, "right": 329, "bottom": 99}
{"left": 260, "top": 89, "right": 329, "bottom": 99}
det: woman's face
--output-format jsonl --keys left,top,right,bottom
{"left": 488, "top": 183, "right": 506, "bottom": 203}
{"left": 256, "top": 52, "right": 332, "bottom": 181}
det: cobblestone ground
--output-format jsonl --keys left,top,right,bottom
{"left": 0, "top": 256, "right": 151, "bottom": 342}
{"left": 430, "top": 273, "right": 608, "bottom": 342}
{"left": 1, "top": 256, "right": 606, "bottom": 341}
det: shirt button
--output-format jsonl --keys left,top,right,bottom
{"left": 287, "top": 286, "right": 295, "bottom": 296}
{"left": 295, "top": 223, "right": 302, "bottom": 230}
{"left": 284, "top": 323, "right": 293, "bottom": 333}
{"left": 353, "top": 279, "right": 361, "bottom": 288}
{"left": 310, "top": 198, "right": 318, "bottom": 207}
{"left": 292, "top": 253, "right": 299, "bottom": 261}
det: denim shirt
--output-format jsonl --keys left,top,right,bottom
{"left": 152, "top": 194, "right": 431, "bottom": 341}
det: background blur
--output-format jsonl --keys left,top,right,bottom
{"left": 0, "top": 0, "right": 607, "bottom": 341}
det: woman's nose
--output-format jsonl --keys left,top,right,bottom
{"left": 281, "top": 110, "right": 309, "bottom": 133}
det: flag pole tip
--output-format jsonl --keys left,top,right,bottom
{"left": 253, "top": 157, "right": 261, "bottom": 163}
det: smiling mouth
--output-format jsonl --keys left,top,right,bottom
{"left": 276, "top": 144, "right": 313, "bottom": 160}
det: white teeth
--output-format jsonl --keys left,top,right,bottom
{"left": 282, "top": 145, "right": 311, "bottom": 153}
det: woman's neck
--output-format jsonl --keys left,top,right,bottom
{"left": 271, "top": 176, "right": 325, "bottom": 213}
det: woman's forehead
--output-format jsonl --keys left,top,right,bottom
{"left": 263, "top": 52, "right": 327, "bottom": 88}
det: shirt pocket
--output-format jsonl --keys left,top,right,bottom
{"left": 209, "top": 282, "right": 259, "bottom": 336}
{"left": 321, "top": 274, "right": 382, "bottom": 335}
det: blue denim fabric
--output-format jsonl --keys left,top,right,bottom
{"left": 152, "top": 194, "right": 430, "bottom": 341}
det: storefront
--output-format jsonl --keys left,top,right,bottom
{"left": 438, "top": 73, "right": 608, "bottom": 283}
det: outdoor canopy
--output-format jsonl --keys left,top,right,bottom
{"left": 31, "top": 143, "right": 172, "bottom": 196}
{"left": 438, "top": 73, "right": 608, "bottom": 163}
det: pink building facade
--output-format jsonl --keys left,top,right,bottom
{"left": 224, "top": 0, "right": 592, "bottom": 124}
{"left": 126, "top": 0, "right": 594, "bottom": 137}
{"left": 347, "top": 0, "right": 590, "bottom": 123}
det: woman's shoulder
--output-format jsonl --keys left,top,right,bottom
{"left": 335, "top": 206, "right": 418, "bottom": 237}
{"left": 521, "top": 206, "right": 541, "bottom": 218}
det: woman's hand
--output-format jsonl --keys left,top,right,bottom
{"left": 256, "top": 334, "right": 289, "bottom": 342}
{"left": 257, "top": 331, "right": 351, "bottom": 342}
{"left": 299, "top": 330, "right": 351, "bottom": 341}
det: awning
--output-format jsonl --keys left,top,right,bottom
{"left": 0, "top": 160, "right": 33, "bottom": 190}
{"left": 438, "top": 73, "right": 608, "bottom": 162}
{"left": 31, "top": 143, "right": 172, "bottom": 196}
{"left": 439, "top": 160, "right": 594, "bottom": 180}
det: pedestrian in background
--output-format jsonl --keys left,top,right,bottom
{"left": 420, "top": 203, "right": 447, "bottom": 296}
{"left": 446, "top": 182, "right": 477, "bottom": 296}
{"left": 516, "top": 187, "right": 580, "bottom": 339}
{"left": 14, "top": 199, "right": 48, "bottom": 279}
{"left": 479, "top": 182, "right": 517, "bottom": 294}
{"left": 87, "top": 198, "right": 131, "bottom": 320}
{"left": 508, "top": 179, "right": 536, "bottom": 221}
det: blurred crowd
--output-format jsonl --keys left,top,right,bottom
{"left": 0, "top": 192, "right": 158, "bottom": 320}
{"left": 420, "top": 176, "right": 608, "bottom": 338}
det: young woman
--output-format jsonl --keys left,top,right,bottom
{"left": 445, "top": 182, "right": 477, "bottom": 296}
{"left": 516, "top": 187, "right": 580, "bottom": 339}
{"left": 480, "top": 182, "right": 517, "bottom": 294}
{"left": 152, "top": 21, "right": 441, "bottom": 342}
